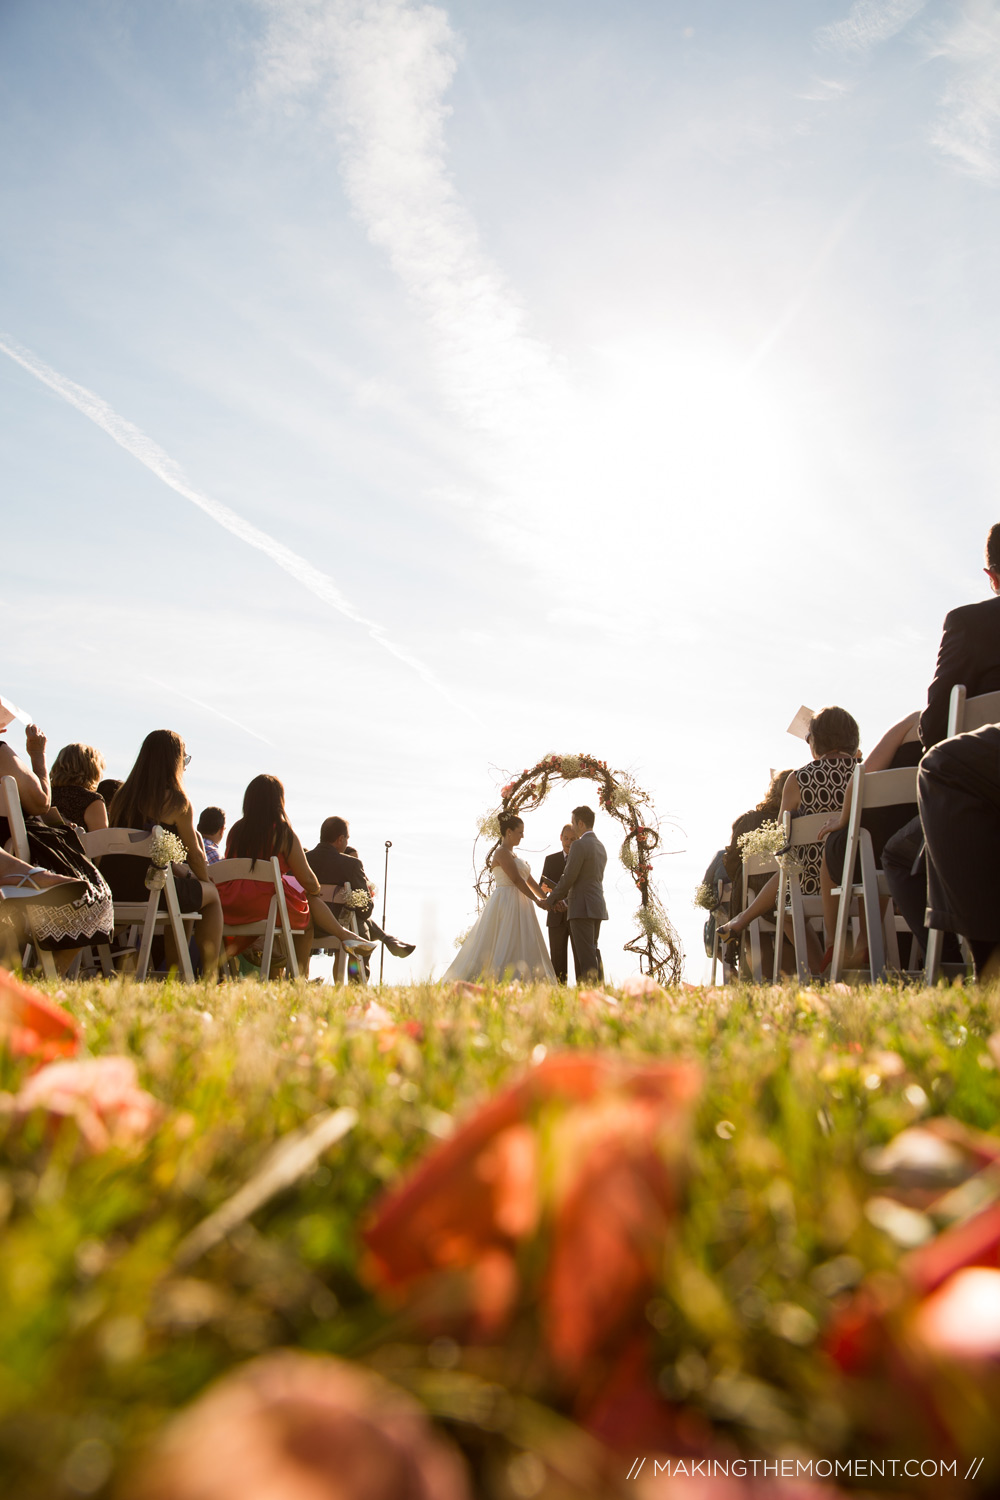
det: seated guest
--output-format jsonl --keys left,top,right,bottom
{"left": 307, "top": 817, "right": 415, "bottom": 959}
{"left": 50, "top": 743, "right": 110, "bottom": 832}
{"left": 0, "top": 721, "right": 113, "bottom": 967}
{"left": 0, "top": 846, "right": 91, "bottom": 969}
{"left": 98, "top": 777, "right": 123, "bottom": 806}
{"left": 884, "top": 524, "right": 1000, "bottom": 955}
{"left": 817, "top": 710, "right": 921, "bottom": 966}
{"left": 717, "top": 707, "right": 861, "bottom": 971}
{"left": 219, "top": 778, "right": 374, "bottom": 977}
{"left": 722, "top": 769, "right": 793, "bottom": 912}
{"left": 917, "top": 724, "right": 1000, "bottom": 979}
{"left": 197, "top": 806, "right": 226, "bottom": 865}
{"left": 107, "top": 730, "right": 222, "bottom": 976}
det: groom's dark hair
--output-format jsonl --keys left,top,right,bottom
{"left": 320, "top": 816, "right": 349, "bottom": 843}
{"left": 572, "top": 805, "right": 595, "bottom": 829}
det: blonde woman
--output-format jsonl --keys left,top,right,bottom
{"left": 50, "top": 743, "right": 109, "bottom": 832}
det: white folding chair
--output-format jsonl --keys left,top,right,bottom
{"left": 708, "top": 874, "right": 734, "bottom": 985}
{"left": 729, "top": 853, "right": 778, "bottom": 984}
{"left": 80, "top": 827, "right": 199, "bottom": 981}
{"left": 307, "top": 883, "right": 366, "bottom": 985}
{"left": 208, "top": 857, "right": 300, "bottom": 979}
{"left": 923, "top": 686, "right": 1000, "bottom": 983}
{"left": 829, "top": 763, "right": 919, "bottom": 983}
{"left": 2, "top": 774, "right": 59, "bottom": 979}
{"left": 776, "top": 811, "right": 837, "bottom": 984}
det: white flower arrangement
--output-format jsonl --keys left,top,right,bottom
{"left": 736, "top": 819, "right": 787, "bottom": 861}
{"left": 477, "top": 812, "right": 501, "bottom": 841}
{"left": 606, "top": 784, "right": 630, "bottom": 811}
{"left": 635, "top": 904, "right": 672, "bottom": 942}
{"left": 558, "top": 753, "right": 581, "bottom": 778}
{"left": 344, "top": 889, "right": 370, "bottom": 910}
{"left": 619, "top": 839, "right": 638, "bottom": 871}
{"left": 149, "top": 826, "right": 187, "bottom": 867}
{"left": 693, "top": 881, "right": 718, "bottom": 911}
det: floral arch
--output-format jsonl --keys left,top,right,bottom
{"left": 474, "top": 752, "right": 682, "bottom": 984}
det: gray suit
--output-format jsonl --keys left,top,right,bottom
{"left": 544, "top": 830, "right": 608, "bottom": 981}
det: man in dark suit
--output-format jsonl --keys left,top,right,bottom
{"left": 883, "top": 524, "right": 1000, "bottom": 951}
{"left": 541, "top": 805, "right": 608, "bottom": 982}
{"left": 306, "top": 816, "right": 414, "bottom": 964}
{"left": 919, "top": 523, "right": 1000, "bottom": 748}
{"left": 540, "top": 823, "right": 577, "bottom": 983}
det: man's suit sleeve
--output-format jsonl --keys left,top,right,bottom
{"left": 920, "top": 610, "right": 968, "bottom": 749}
{"left": 547, "top": 840, "right": 583, "bottom": 905}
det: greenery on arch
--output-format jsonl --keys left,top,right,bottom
{"left": 474, "top": 751, "right": 682, "bottom": 983}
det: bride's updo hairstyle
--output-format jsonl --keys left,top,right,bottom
{"left": 498, "top": 812, "right": 524, "bottom": 838}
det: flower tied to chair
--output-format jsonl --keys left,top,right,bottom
{"left": 344, "top": 889, "right": 370, "bottom": 910}
{"left": 145, "top": 826, "right": 187, "bottom": 892}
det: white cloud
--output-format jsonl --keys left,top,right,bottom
{"left": 929, "top": 0, "right": 1000, "bottom": 180}
{"left": 254, "top": 0, "right": 564, "bottom": 441}
{"left": 819, "top": 0, "right": 928, "bottom": 53}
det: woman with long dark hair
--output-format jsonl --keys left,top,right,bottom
{"left": 107, "top": 729, "right": 222, "bottom": 975}
{"left": 219, "top": 774, "right": 374, "bottom": 976}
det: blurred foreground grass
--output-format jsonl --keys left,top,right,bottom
{"left": 2, "top": 975, "right": 999, "bottom": 1497}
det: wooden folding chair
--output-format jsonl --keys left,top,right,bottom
{"left": 307, "top": 883, "right": 366, "bottom": 985}
{"left": 208, "top": 857, "right": 300, "bottom": 979}
{"left": 80, "top": 827, "right": 200, "bottom": 981}
{"left": 924, "top": 686, "right": 1000, "bottom": 983}
{"left": 776, "top": 811, "right": 836, "bottom": 984}
{"left": 2, "top": 773, "right": 58, "bottom": 979}
{"left": 829, "top": 762, "right": 918, "bottom": 983}
{"left": 728, "top": 853, "right": 778, "bottom": 984}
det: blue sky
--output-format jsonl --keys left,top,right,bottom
{"left": 4, "top": 0, "right": 1000, "bottom": 979}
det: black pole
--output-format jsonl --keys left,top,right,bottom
{"left": 379, "top": 840, "right": 392, "bottom": 986}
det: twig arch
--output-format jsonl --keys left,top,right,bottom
{"left": 474, "top": 752, "right": 682, "bottom": 983}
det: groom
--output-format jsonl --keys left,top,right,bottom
{"left": 541, "top": 805, "right": 608, "bottom": 982}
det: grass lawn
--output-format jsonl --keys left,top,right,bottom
{"left": 2, "top": 975, "right": 999, "bottom": 1497}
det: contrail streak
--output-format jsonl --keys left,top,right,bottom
{"left": 0, "top": 333, "right": 467, "bottom": 714}
{"left": 739, "top": 183, "right": 875, "bottom": 379}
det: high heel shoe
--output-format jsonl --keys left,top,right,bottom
{"left": 342, "top": 937, "right": 377, "bottom": 957}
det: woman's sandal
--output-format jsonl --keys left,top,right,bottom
{"left": 0, "top": 868, "right": 88, "bottom": 907}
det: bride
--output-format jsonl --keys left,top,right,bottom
{"left": 444, "top": 812, "right": 556, "bottom": 983}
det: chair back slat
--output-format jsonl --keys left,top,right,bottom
{"left": 859, "top": 766, "right": 919, "bottom": 809}
{"left": 959, "top": 689, "right": 1000, "bottom": 734}
{"left": 208, "top": 857, "right": 277, "bottom": 885}
{"left": 80, "top": 828, "right": 154, "bottom": 859}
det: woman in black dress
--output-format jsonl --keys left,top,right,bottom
{"left": 50, "top": 742, "right": 110, "bottom": 833}
{"left": 107, "top": 730, "right": 223, "bottom": 976}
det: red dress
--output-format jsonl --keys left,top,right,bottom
{"left": 217, "top": 846, "right": 310, "bottom": 955}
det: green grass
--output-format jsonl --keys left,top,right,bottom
{"left": 1, "top": 976, "right": 999, "bottom": 1497}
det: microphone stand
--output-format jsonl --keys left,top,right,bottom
{"left": 379, "top": 840, "right": 392, "bottom": 986}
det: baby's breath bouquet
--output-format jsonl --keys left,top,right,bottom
{"left": 693, "top": 881, "right": 718, "bottom": 911}
{"left": 145, "top": 826, "right": 187, "bottom": 891}
{"left": 736, "top": 819, "right": 787, "bottom": 862}
{"left": 344, "top": 889, "right": 370, "bottom": 910}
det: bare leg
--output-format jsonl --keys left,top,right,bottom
{"left": 165, "top": 883, "right": 223, "bottom": 977}
{"left": 309, "top": 896, "right": 362, "bottom": 944}
{"left": 294, "top": 920, "right": 313, "bottom": 977}
{"left": 717, "top": 873, "right": 780, "bottom": 938}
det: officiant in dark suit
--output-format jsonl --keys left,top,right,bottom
{"left": 542, "top": 805, "right": 608, "bottom": 983}
{"left": 540, "top": 823, "right": 577, "bottom": 983}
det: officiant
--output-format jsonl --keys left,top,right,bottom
{"left": 540, "top": 823, "right": 577, "bottom": 983}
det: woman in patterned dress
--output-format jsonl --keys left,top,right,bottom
{"left": 716, "top": 707, "right": 860, "bottom": 972}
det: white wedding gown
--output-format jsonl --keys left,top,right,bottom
{"left": 444, "top": 856, "right": 556, "bottom": 983}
